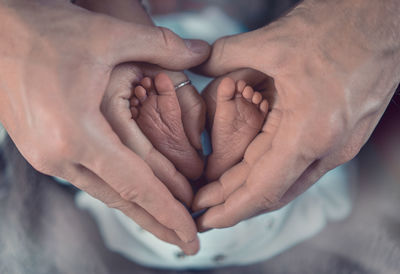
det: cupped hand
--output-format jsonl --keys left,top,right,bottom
{"left": 193, "top": 0, "right": 400, "bottom": 230}
{"left": 0, "top": 0, "right": 210, "bottom": 254}
{"left": 76, "top": 0, "right": 206, "bottom": 151}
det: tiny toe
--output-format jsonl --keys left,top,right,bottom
{"left": 242, "top": 86, "right": 254, "bottom": 102}
{"left": 217, "top": 77, "right": 236, "bottom": 102}
{"left": 130, "top": 98, "right": 139, "bottom": 107}
{"left": 135, "top": 86, "right": 148, "bottom": 103}
{"left": 141, "top": 77, "right": 152, "bottom": 90}
{"left": 130, "top": 107, "right": 139, "bottom": 118}
{"left": 236, "top": 80, "right": 247, "bottom": 93}
{"left": 259, "top": 100, "right": 269, "bottom": 115}
{"left": 252, "top": 92, "right": 263, "bottom": 105}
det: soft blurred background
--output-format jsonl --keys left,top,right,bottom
{"left": 1, "top": 0, "right": 399, "bottom": 273}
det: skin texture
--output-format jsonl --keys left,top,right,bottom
{"left": 193, "top": 0, "right": 400, "bottom": 231}
{"left": 205, "top": 77, "right": 268, "bottom": 181}
{"left": 131, "top": 74, "right": 204, "bottom": 180}
{"left": 0, "top": 0, "right": 211, "bottom": 254}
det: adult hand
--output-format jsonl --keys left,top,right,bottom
{"left": 0, "top": 0, "right": 209, "bottom": 254}
{"left": 193, "top": 0, "right": 400, "bottom": 230}
{"left": 76, "top": 0, "right": 206, "bottom": 151}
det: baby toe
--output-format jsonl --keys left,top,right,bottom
{"left": 141, "top": 77, "right": 152, "bottom": 90}
{"left": 252, "top": 92, "right": 263, "bottom": 105}
{"left": 236, "top": 80, "right": 247, "bottom": 93}
{"left": 242, "top": 86, "right": 254, "bottom": 102}
{"left": 259, "top": 99, "right": 269, "bottom": 115}
{"left": 135, "top": 86, "right": 148, "bottom": 103}
{"left": 130, "top": 97, "right": 140, "bottom": 107}
{"left": 130, "top": 106, "right": 139, "bottom": 118}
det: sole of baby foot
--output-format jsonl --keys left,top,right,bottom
{"left": 131, "top": 73, "right": 204, "bottom": 180}
{"left": 205, "top": 77, "right": 268, "bottom": 181}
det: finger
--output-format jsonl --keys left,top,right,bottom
{"left": 107, "top": 18, "right": 210, "bottom": 70}
{"left": 68, "top": 164, "right": 199, "bottom": 255}
{"left": 145, "top": 148, "right": 194, "bottom": 206}
{"left": 198, "top": 116, "right": 314, "bottom": 230}
{"left": 79, "top": 118, "right": 198, "bottom": 243}
{"left": 197, "top": 184, "right": 259, "bottom": 231}
{"left": 192, "top": 162, "right": 250, "bottom": 211}
{"left": 197, "top": 147, "right": 312, "bottom": 231}
{"left": 113, "top": 116, "right": 194, "bottom": 206}
{"left": 101, "top": 71, "right": 193, "bottom": 206}
{"left": 197, "top": 28, "right": 281, "bottom": 77}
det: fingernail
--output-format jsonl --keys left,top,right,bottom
{"left": 184, "top": 39, "right": 210, "bottom": 54}
{"left": 176, "top": 229, "right": 198, "bottom": 244}
{"left": 181, "top": 238, "right": 200, "bottom": 256}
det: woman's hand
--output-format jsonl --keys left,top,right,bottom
{"left": 76, "top": 0, "right": 207, "bottom": 150}
{"left": 0, "top": 0, "right": 209, "bottom": 254}
{"left": 193, "top": 0, "right": 400, "bottom": 230}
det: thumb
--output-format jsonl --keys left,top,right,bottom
{"left": 197, "top": 27, "right": 282, "bottom": 77}
{"left": 108, "top": 20, "right": 210, "bottom": 70}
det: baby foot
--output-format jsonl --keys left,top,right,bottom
{"left": 162, "top": 70, "right": 206, "bottom": 151}
{"left": 131, "top": 73, "right": 204, "bottom": 180}
{"left": 206, "top": 77, "right": 268, "bottom": 181}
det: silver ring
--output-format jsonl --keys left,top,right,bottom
{"left": 174, "top": 80, "right": 192, "bottom": 91}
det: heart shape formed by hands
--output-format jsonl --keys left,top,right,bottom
{"left": 102, "top": 62, "right": 277, "bottom": 222}
{"left": 5, "top": 0, "right": 394, "bottom": 258}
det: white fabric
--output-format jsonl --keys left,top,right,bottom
{"left": 0, "top": 123, "right": 6, "bottom": 144}
{"left": 76, "top": 163, "right": 354, "bottom": 269}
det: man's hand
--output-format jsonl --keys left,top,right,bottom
{"left": 193, "top": 0, "right": 400, "bottom": 230}
{"left": 0, "top": 0, "right": 209, "bottom": 254}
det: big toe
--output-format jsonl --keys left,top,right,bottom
{"left": 155, "top": 73, "right": 176, "bottom": 96}
{"left": 216, "top": 77, "right": 236, "bottom": 102}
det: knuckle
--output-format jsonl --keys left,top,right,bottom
{"left": 24, "top": 140, "right": 69, "bottom": 176}
{"left": 106, "top": 199, "right": 132, "bottom": 212}
{"left": 303, "top": 111, "right": 347, "bottom": 158}
{"left": 212, "top": 37, "right": 229, "bottom": 63}
{"left": 46, "top": 127, "right": 76, "bottom": 159}
{"left": 258, "top": 192, "right": 281, "bottom": 211}
{"left": 100, "top": 91, "right": 126, "bottom": 118}
{"left": 26, "top": 149, "right": 53, "bottom": 174}
{"left": 156, "top": 27, "right": 179, "bottom": 52}
{"left": 337, "top": 139, "right": 363, "bottom": 164}
{"left": 119, "top": 186, "right": 142, "bottom": 203}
